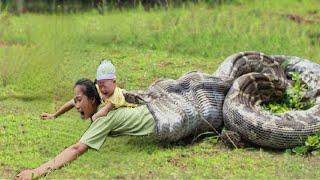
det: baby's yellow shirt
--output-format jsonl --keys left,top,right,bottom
{"left": 96, "top": 85, "right": 137, "bottom": 109}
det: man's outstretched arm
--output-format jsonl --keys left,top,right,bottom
{"left": 15, "top": 143, "right": 89, "bottom": 180}
{"left": 40, "top": 99, "right": 75, "bottom": 120}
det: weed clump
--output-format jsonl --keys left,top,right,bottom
{"left": 263, "top": 72, "right": 315, "bottom": 113}
{"left": 287, "top": 132, "right": 320, "bottom": 156}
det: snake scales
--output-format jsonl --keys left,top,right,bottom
{"left": 125, "top": 51, "right": 320, "bottom": 149}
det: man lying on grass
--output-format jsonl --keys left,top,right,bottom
{"left": 41, "top": 60, "right": 139, "bottom": 121}
{"left": 15, "top": 78, "right": 156, "bottom": 180}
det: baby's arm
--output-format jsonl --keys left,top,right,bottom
{"left": 91, "top": 101, "right": 114, "bottom": 121}
{"left": 40, "top": 99, "right": 75, "bottom": 120}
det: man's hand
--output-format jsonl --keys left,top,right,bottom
{"left": 15, "top": 169, "right": 39, "bottom": 180}
{"left": 15, "top": 143, "right": 88, "bottom": 179}
{"left": 40, "top": 113, "right": 55, "bottom": 120}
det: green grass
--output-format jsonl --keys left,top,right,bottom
{"left": 1, "top": 0, "right": 320, "bottom": 178}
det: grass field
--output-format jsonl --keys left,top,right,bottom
{"left": 1, "top": 0, "right": 320, "bottom": 178}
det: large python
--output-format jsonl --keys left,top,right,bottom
{"left": 216, "top": 52, "right": 320, "bottom": 149}
{"left": 125, "top": 72, "right": 231, "bottom": 142}
{"left": 125, "top": 51, "right": 320, "bottom": 149}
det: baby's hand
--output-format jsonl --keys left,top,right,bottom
{"left": 91, "top": 114, "right": 98, "bottom": 121}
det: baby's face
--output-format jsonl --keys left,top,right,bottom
{"left": 97, "top": 79, "right": 116, "bottom": 97}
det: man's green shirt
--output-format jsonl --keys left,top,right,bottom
{"left": 79, "top": 105, "right": 155, "bottom": 150}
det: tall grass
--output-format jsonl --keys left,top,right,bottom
{"left": 0, "top": 0, "right": 319, "bottom": 103}
{"left": 1, "top": 0, "right": 320, "bottom": 178}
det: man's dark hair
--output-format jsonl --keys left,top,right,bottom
{"left": 74, "top": 78, "right": 101, "bottom": 105}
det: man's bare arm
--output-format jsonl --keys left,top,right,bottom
{"left": 41, "top": 99, "right": 75, "bottom": 120}
{"left": 15, "top": 143, "right": 89, "bottom": 180}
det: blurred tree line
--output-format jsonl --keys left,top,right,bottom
{"left": 0, "top": 0, "right": 237, "bottom": 14}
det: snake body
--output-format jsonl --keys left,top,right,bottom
{"left": 125, "top": 72, "right": 231, "bottom": 142}
{"left": 126, "top": 51, "right": 320, "bottom": 149}
{"left": 217, "top": 52, "right": 320, "bottom": 149}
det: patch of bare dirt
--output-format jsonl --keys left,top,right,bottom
{"left": 157, "top": 61, "right": 173, "bottom": 68}
{"left": 167, "top": 156, "right": 188, "bottom": 171}
{"left": 0, "top": 41, "right": 24, "bottom": 48}
{"left": 143, "top": 170, "right": 156, "bottom": 179}
{"left": 285, "top": 12, "right": 320, "bottom": 24}
{"left": 286, "top": 14, "right": 304, "bottom": 23}
{"left": 0, "top": 41, "right": 7, "bottom": 48}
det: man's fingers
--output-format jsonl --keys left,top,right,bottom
{"left": 40, "top": 113, "right": 48, "bottom": 116}
{"left": 15, "top": 173, "right": 23, "bottom": 180}
{"left": 40, "top": 113, "right": 47, "bottom": 118}
{"left": 15, "top": 170, "right": 33, "bottom": 180}
{"left": 40, "top": 113, "right": 52, "bottom": 120}
{"left": 14, "top": 175, "right": 19, "bottom": 180}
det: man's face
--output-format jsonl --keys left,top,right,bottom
{"left": 74, "top": 85, "right": 96, "bottom": 120}
{"left": 97, "top": 79, "right": 116, "bottom": 97}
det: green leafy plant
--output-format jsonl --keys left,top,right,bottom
{"left": 284, "top": 72, "right": 315, "bottom": 110}
{"left": 264, "top": 72, "right": 315, "bottom": 113}
{"left": 287, "top": 132, "right": 320, "bottom": 156}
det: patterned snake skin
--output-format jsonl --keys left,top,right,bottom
{"left": 216, "top": 52, "right": 320, "bottom": 149}
{"left": 126, "top": 51, "right": 320, "bottom": 149}
{"left": 125, "top": 72, "right": 231, "bottom": 142}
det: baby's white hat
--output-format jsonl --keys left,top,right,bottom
{"left": 96, "top": 60, "right": 116, "bottom": 80}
